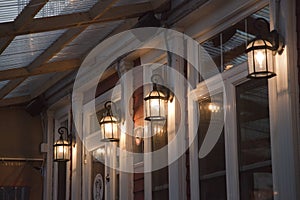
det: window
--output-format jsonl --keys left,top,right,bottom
{"left": 200, "top": 6, "right": 269, "bottom": 81}
{"left": 198, "top": 93, "right": 227, "bottom": 200}
{"left": 236, "top": 79, "right": 273, "bottom": 200}
{"left": 0, "top": 187, "right": 30, "bottom": 200}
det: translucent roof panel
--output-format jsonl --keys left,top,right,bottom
{"left": 0, "top": 29, "right": 66, "bottom": 70}
{"left": 50, "top": 21, "right": 123, "bottom": 62}
{"left": 4, "top": 73, "right": 56, "bottom": 99}
{"left": 0, "top": 0, "right": 29, "bottom": 23}
{"left": 35, "top": 0, "right": 99, "bottom": 18}
{"left": 0, "top": 80, "right": 9, "bottom": 90}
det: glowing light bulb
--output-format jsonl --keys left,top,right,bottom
{"left": 255, "top": 50, "right": 265, "bottom": 68}
{"left": 151, "top": 99, "right": 160, "bottom": 113}
{"left": 208, "top": 103, "right": 220, "bottom": 113}
{"left": 58, "top": 146, "right": 64, "bottom": 153}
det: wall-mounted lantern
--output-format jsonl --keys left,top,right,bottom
{"left": 53, "top": 127, "right": 71, "bottom": 162}
{"left": 144, "top": 74, "right": 173, "bottom": 121}
{"left": 245, "top": 18, "right": 284, "bottom": 79}
{"left": 99, "top": 101, "right": 120, "bottom": 142}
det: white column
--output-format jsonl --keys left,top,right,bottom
{"left": 119, "top": 60, "right": 134, "bottom": 200}
{"left": 167, "top": 34, "right": 187, "bottom": 200}
{"left": 43, "top": 110, "right": 54, "bottom": 200}
{"left": 72, "top": 93, "right": 84, "bottom": 200}
{"left": 143, "top": 62, "right": 152, "bottom": 200}
{"left": 269, "top": 0, "right": 300, "bottom": 199}
{"left": 224, "top": 80, "right": 240, "bottom": 200}
{"left": 186, "top": 39, "right": 200, "bottom": 200}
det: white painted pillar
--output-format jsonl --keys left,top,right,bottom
{"left": 186, "top": 39, "right": 200, "bottom": 200}
{"left": 119, "top": 60, "right": 134, "bottom": 200}
{"left": 143, "top": 63, "right": 152, "bottom": 200}
{"left": 167, "top": 34, "right": 187, "bottom": 200}
{"left": 43, "top": 110, "right": 54, "bottom": 200}
{"left": 72, "top": 93, "right": 84, "bottom": 200}
{"left": 269, "top": 0, "right": 300, "bottom": 199}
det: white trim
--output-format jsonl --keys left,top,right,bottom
{"left": 268, "top": 0, "right": 300, "bottom": 199}
{"left": 142, "top": 64, "right": 152, "bottom": 200}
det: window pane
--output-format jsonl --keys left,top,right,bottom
{"left": 200, "top": 176, "right": 227, "bottom": 200}
{"left": 240, "top": 166, "right": 273, "bottom": 200}
{"left": 236, "top": 79, "right": 271, "bottom": 166}
{"left": 199, "top": 6, "right": 270, "bottom": 81}
{"left": 198, "top": 93, "right": 226, "bottom": 199}
{"left": 236, "top": 79, "right": 273, "bottom": 200}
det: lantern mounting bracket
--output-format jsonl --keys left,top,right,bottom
{"left": 151, "top": 74, "right": 174, "bottom": 102}
{"left": 254, "top": 17, "right": 285, "bottom": 55}
{"left": 58, "top": 127, "right": 75, "bottom": 147}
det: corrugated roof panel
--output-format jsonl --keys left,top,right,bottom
{"left": 0, "top": 0, "right": 29, "bottom": 23}
{"left": 50, "top": 21, "right": 123, "bottom": 62}
{"left": 35, "top": 0, "right": 99, "bottom": 18}
{"left": 4, "top": 73, "right": 55, "bottom": 98}
{"left": 35, "top": 0, "right": 150, "bottom": 19}
{"left": 0, "top": 29, "right": 66, "bottom": 70}
{"left": 0, "top": 80, "right": 9, "bottom": 90}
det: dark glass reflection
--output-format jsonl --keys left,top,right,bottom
{"left": 236, "top": 79, "right": 273, "bottom": 200}
{"left": 198, "top": 93, "right": 227, "bottom": 200}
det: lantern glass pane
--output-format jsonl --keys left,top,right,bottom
{"left": 145, "top": 90, "right": 166, "bottom": 120}
{"left": 152, "top": 120, "right": 166, "bottom": 136}
{"left": 247, "top": 39, "right": 274, "bottom": 78}
{"left": 54, "top": 140, "right": 70, "bottom": 161}
{"left": 100, "top": 115, "right": 119, "bottom": 140}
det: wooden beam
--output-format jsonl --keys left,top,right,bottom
{"left": 0, "top": 0, "right": 49, "bottom": 54}
{"left": 0, "top": 59, "right": 81, "bottom": 81}
{"left": 0, "top": 95, "right": 31, "bottom": 107}
{"left": 0, "top": 2, "right": 155, "bottom": 37}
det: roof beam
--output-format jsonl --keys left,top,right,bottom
{"left": 0, "top": 59, "right": 81, "bottom": 81}
{"left": 0, "top": 2, "right": 155, "bottom": 37}
{"left": 0, "top": 0, "right": 121, "bottom": 100}
{"left": 0, "top": 0, "right": 49, "bottom": 54}
{"left": 0, "top": 95, "right": 31, "bottom": 107}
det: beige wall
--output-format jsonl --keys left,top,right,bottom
{"left": 0, "top": 107, "right": 43, "bottom": 159}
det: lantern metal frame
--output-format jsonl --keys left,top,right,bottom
{"left": 245, "top": 17, "right": 285, "bottom": 79}
{"left": 53, "top": 127, "right": 71, "bottom": 162}
{"left": 144, "top": 74, "right": 174, "bottom": 121}
{"left": 99, "top": 101, "right": 120, "bottom": 142}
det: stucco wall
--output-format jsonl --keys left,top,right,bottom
{"left": 0, "top": 107, "right": 43, "bottom": 159}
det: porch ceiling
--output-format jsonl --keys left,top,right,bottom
{"left": 0, "top": 0, "right": 170, "bottom": 107}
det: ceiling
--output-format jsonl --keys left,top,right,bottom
{"left": 0, "top": 0, "right": 175, "bottom": 108}
{"left": 0, "top": 0, "right": 268, "bottom": 109}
